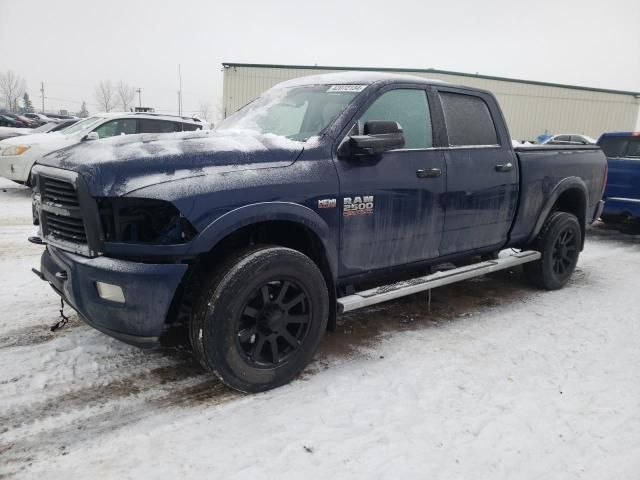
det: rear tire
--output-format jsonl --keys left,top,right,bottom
{"left": 523, "top": 212, "right": 582, "bottom": 290}
{"left": 190, "top": 246, "right": 329, "bottom": 393}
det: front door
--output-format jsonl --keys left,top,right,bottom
{"left": 333, "top": 87, "right": 446, "bottom": 276}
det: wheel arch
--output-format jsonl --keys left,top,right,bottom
{"left": 186, "top": 202, "right": 339, "bottom": 330}
{"left": 529, "top": 177, "right": 589, "bottom": 249}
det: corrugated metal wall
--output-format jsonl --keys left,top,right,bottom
{"left": 222, "top": 64, "right": 640, "bottom": 141}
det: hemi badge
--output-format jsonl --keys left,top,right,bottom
{"left": 318, "top": 198, "right": 337, "bottom": 209}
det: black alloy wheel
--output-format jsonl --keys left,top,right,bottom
{"left": 236, "top": 279, "right": 311, "bottom": 368}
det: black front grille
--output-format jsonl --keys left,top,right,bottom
{"left": 41, "top": 177, "right": 79, "bottom": 207}
{"left": 42, "top": 211, "right": 87, "bottom": 243}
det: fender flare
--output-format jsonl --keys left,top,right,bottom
{"left": 187, "top": 201, "right": 339, "bottom": 279}
{"left": 528, "top": 176, "right": 589, "bottom": 246}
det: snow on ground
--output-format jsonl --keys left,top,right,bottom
{"left": 0, "top": 176, "right": 639, "bottom": 479}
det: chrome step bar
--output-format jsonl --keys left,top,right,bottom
{"left": 338, "top": 250, "right": 541, "bottom": 313}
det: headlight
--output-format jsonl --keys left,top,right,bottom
{"left": 97, "top": 198, "right": 197, "bottom": 244}
{"left": 1, "top": 145, "right": 31, "bottom": 156}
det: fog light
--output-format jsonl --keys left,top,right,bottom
{"left": 96, "top": 282, "right": 125, "bottom": 303}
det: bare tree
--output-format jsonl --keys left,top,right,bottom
{"left": 93, "top": 80, "right": 116, "bottom": 112}
{"left": 199, "top": 99, "right": 223, "bottom": 128}
{"left": 116, "top": 81, "right": 136, "bottom": 112}
{"left": 199, "top": 101, "right": 212, "bottom": 123}
{"left": 0, "top": 70, "right": 27, "bottom": 112}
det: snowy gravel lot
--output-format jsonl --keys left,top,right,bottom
{"left": 1, "top": 177, "right": 639, "bottom": 479}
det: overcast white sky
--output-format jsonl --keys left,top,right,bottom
{"left": 1, "top": 0, "right": 639, "bottom": 117}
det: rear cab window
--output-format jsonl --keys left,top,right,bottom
{"left": 626, "top": 139, "right": 640, "bottom": 157}
{"left": 438, "top": 92, "right": 498, "bottom": 146}
{"left": 599, "top": 136, "right": 629, "bottom": 158}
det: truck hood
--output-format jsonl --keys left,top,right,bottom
{"left": 37, "top": 130, "right": 305, "bottom": 196}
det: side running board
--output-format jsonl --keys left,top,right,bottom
{"left": 337, "top": 250, "right": 541, "bottom": 313}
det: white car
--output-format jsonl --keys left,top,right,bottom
{"left": 0, "top": 113, "right": 204, "bottom": 184}
{"left": 540, "top": 134, "right": 596, "bottom": 145}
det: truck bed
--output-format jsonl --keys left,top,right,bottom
{"left": 509, "top": 144, "right": 607, "bottom": 246}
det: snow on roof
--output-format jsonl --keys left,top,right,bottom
{"left": 274, "top": 71, "right": 447, "bottom": 89}
{"left": 91, "top": 112, "right": 202, "bottom": 123}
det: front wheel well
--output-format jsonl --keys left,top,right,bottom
{"left": 162, "top": 221, "right": 337, "bottom": 346}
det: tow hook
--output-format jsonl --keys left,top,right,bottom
{"left": 28, "top": 236, "right": 45, "bottom": 245}
{"left": 55, "top": 271, "right": 68, "bottom": 281}
{"left": 50, "top": 298, "right": 71, "bottom": 332}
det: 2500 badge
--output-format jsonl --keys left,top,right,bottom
{"left": 343, "top": 196, "right": 374, "bottom": 216}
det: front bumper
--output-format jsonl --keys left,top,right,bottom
{"left": 38, "top": 245, "right": 188, "bottom": 348}
{"left": 0, "top": 154, "right": 34, "bottom": 183}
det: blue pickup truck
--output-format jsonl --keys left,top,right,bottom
{"left": 31, "top": 72, "right": 607, "bottom": 392}
{"left": 598, "top": 132, "right": 640, "bottom": 224}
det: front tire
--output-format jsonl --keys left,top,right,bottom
{"left": 523, "top": 212, "right": 582, "bottom": 290}
{"left": 190, "top": 246, "right": 329, "bottom": 393}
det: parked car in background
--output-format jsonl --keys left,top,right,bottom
{"left": 0, "top": 115, "right": 26, "bottom": 128}
{"left": 0, "top": 112, "right": 205, "bottom": 184}
{"left": 598, "top": 132, "right": 640, "bottom": 224}
{"left": 3, "top": 113, "right": 38, "bottom": 128}
{"left": 541, "top": 134, "right": 596, "bottom": 145}
{"left": 23, "top": 113, "right": 58, "bottom": 126}
{"left": 0, "top": 126, "right": 33, "bottom": 141}
{"left": 32, "top": 119, "right": 80, "bottom": 133}
{"left": 0, "top": 120, "right": 80, "bottom": 142}
{"left": 44, "top": 113, "right": 79, "bottom": 121}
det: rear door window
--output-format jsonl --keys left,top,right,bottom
{"left": 598, "top": 137, "right": 628, "bottom": 157}
{"left": 93, "top": 119, "right": 137, "bottom": 138}
{"left": 625, "top": 139, "right": 640, "bottom": 157}
{"left": 138, "top": 119, "right": 179, "bottom": 133}
{"left": 180, "top": 122, "right": 201, "bottom": 131}
{"left": 439, "top": 92, "right": 498, "bottom": 146}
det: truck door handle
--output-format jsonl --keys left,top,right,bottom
{"left": 495, "top": 163, "right": 513, "bottom": 172}
{"left": 416, "top": 168, "right": 442, "bottom": 178}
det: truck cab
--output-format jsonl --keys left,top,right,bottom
{"left": 598, "top": 132, "right": 640, "bottom": 223}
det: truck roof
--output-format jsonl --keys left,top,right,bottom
{"left": 598, "top": 131, "right": 640, "bottom": 138}
{"left": 276, "top": 71, "right": 448, "bottom": 89}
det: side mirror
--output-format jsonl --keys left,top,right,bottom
{"left": 339, "top": 121, "right": 405, "bottom": 159}
{"left": 84, "top": 131, "right": 99, "bottom": 141}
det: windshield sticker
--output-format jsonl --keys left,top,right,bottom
{"left": 327, "top": 85, "right": 367, "bottom": 93}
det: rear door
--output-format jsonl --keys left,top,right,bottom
{"left": 334, "top": 86, "right": 446, "bottom": 275}
{"left": 435, "top": 88, "right": 518, "bottom": 256}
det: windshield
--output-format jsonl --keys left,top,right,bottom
{"left": 59, "top": 116, "right": 104, "bottom": 135}
{"left": 217, "top": 85, "right": 364, "bottom": 141}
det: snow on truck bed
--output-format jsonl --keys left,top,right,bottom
{"left": 0, "top": 176, "right": 639, "bottom": 479}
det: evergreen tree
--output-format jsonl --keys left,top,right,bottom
{"left": 22, "top": 92, "right": 34, "bottom": 113}
{"left": 78, "top": 101, "right": 89, "bottom": 118}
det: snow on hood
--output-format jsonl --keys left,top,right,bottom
{"left": 0, "top": 131, "right": 66, "bottom": 146}
{"left": 37, "top": 129, "right": 305, "bottom": 197}
{"left": 0, "top": 127, "right": 33, "bottom": 137}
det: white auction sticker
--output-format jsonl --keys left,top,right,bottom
{"left": 327, "top": 85, "right": 367, "bottom": 93}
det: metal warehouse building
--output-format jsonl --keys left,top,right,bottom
{"left": 222, "top": 62, "right": 640, "bottom": 141}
